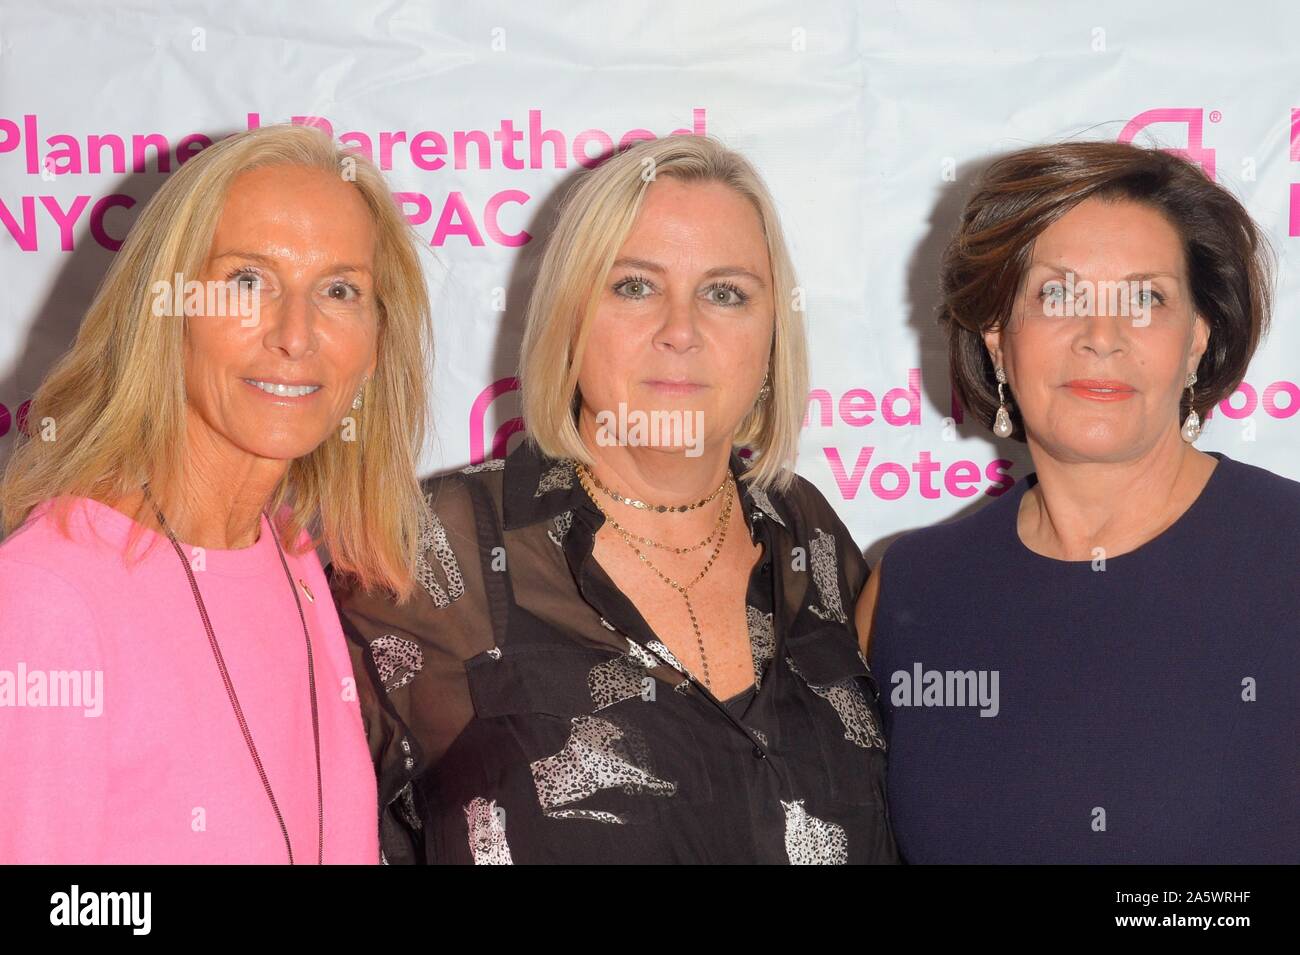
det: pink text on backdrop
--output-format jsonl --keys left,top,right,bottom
{"left": 266, "top": 109, "right": 709, "bottom": 172}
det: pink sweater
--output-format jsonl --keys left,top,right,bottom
{"left": 0, "top": 496, "right": 380, "bottom": 864}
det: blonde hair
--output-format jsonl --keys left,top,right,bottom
{"left": 518, "top": 134, "right": 808, "bottom": 492}
{"left": 0, "top": 123, "right": 433, "bottom": 602}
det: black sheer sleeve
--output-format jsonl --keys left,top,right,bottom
{"left": 784, "top": 472, "right": 872, "bottom": 641}
{"left": 328, "top": 470, "right": 500, "bottom": 864}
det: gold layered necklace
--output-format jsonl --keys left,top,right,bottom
{"left": 576, "top": 462, "right": 735, "bottom": 690}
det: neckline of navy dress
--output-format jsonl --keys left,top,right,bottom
{"left": 1004, "top": 450, "right": 1230, "bottom": 567}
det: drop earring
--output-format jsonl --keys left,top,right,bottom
{"left": 1180, "top": 371, "right": 1200, "bottom": 443}
{"left": 352, "top": 376, "right": 367, "bottom": 411}
{"left": 756, "top": 369, "right": 771, "bottom": 403}
{"left": 993, "top": 366, "right": 1014, "bottom": 437}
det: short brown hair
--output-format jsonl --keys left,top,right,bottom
{"left": 939, "top": 140, "right": 1274, "bottom": 440}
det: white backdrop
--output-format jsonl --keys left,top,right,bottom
{"left": 1, "top": 0, "right": 1296, "bottom": 560}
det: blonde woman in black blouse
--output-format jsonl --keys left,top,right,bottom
{"left": 331, "top": 134, "right": 898, "bottom": 864}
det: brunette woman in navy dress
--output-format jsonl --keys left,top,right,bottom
{"left": 860, "top": 141, "right": 1298, "bottom": 863}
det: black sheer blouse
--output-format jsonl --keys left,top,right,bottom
{"left": 329, "top": 440, "right": 899, "bottom": 864}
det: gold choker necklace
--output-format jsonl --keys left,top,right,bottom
{"left": 577, "top": 463, "right": 730, "bottom": 512}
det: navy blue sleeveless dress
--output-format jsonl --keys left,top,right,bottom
{"left": 869, "top": 450, "right": 1300, "bottom": 863}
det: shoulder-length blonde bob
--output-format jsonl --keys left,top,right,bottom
{"left": 518, "top": 133, "right": 808, "bottom": 493}
{"left": 0, "top": 123, "right": 432, "bottom": 603}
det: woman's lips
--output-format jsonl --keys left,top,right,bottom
{"left": 242, "top": 377, "right": 323, "bottom": 401}
{"left": 644, "top": 380, "right": 708, "bottom": 395}
{"left": 1063, "top": 379, "right": 1136, "bottom": 402}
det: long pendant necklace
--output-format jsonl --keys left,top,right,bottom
{"left": 142, "top": 484, "right": 324, "bottom": 865}
{"left": 576, "top": 463, "right": 735, "bottom": 690}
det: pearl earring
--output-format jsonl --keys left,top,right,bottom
{"left": 993, "top": 366, "right": 1013, "bottom": 437}
{"left": 1180, "top": 371, "right": 1200, "bottom": 443}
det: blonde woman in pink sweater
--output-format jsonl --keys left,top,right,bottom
{"left": 0, "top": 124, "right": 432, "bottom": 864}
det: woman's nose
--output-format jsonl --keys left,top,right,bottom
{"left": 264, "top": 290, "right": 316, "bottom": 358}
{"left": 654, "top": 296, "right": 703, "bottom": 351}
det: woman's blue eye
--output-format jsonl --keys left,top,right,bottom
{"left": 1134, "top": 288, "right": 1164, "bottom": 307}
{"left": 613, "top": 275, "right": 653, "bottom": 299}
{"left": 1040, "top": 283, "right": 1065, "bottom": 301}
{"left": 707, "top": 283, "right": 748, "bottom": 306}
